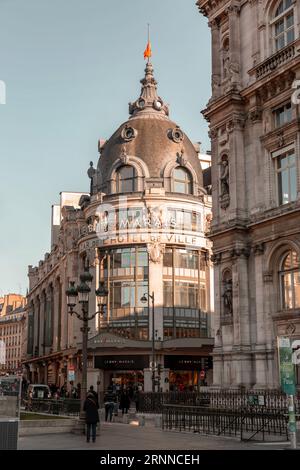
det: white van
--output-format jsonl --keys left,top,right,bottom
{"left": 27, "top": 384, "right": 51, "bottom": 399}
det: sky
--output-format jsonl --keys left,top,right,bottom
{"left": 0, "top": 0, "right": 211, "bottom": 296}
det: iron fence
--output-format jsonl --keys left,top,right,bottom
{"left": 23, "top": 398, "right": 80, "bottom": 416}
{"left": 139, "top": 389, "right": 300, "bottom": 414}
{"left": 162, "top": 404, "right": 289, "bottom": 442}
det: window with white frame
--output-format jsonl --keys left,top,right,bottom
{"left": 273, "top": 146, "right": 297, "bottom": 205}
{"left": 279, "top": 250, "right": 300, "bottom": 310}
{"left": 272, "top": 0, "right": 295, "bottom": 52}
{"left": 172, "top": 166, "right": 192, "bottom": 194}
{"left": 273, "top": 102, "right": 292, "bottom": 127}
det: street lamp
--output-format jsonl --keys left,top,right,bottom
{"left": 66, "top": 269, "right": 108, "bottom": 433}
{"left": 140, "top": 291, "right": 155, "bottom": 392}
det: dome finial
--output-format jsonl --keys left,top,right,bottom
{"left": 129, "top": 30, "right": 169, "bottom": 119}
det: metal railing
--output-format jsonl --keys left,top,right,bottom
{"left": 162, "top": 404, "right": 289, "bottom": 441}
{"left": 139, "top": 389, "right": 300, "bottom": 414}
{"left": 23, "top": 398, "right": 80, "bottom": 416}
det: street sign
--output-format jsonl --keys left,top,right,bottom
{"left": 200, "top": 370, "right": 205, "bottom": 380}
{"left": 68, "top": 366, "right": 75, "bottom": 382}
{"left": 277, "top": 337, "right": 296, "bottom": 395}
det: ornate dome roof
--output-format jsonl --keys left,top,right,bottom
{"left": 94, "top": 62, "right": 204, "bottom": 194}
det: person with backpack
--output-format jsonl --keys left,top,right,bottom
{"left": 83, "top": 391, "right": 99, "bottom": 443}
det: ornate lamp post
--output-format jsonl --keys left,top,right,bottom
{"left": 66, "top": 270, "right": 108, "bottom": 433}
{"left": 140, "top": 291, "right": 155, "bottom": 392}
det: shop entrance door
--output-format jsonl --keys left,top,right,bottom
{"left": 105, "top": 370, "right": 144, "bottom": 395}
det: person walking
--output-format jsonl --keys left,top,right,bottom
{"left": 133, "top": 389, "right": 140, "bottom": 413}
{"left": 89, "top": 385, "right": 99, "bottom": 407}
{"left": 104, "top": 387, "right": 116, "bottom": 422}
{"left": 120, "top": 390, "right": 130, "bottom": 415}
{"left": 83, "top": 391, "right": 99, "bottom": 443}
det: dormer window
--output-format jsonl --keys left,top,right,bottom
{"left": 272, "top": 0, "right": 295, "bottom": 52}
{"left": 173, "top": 167, "right": 192, "bottom": 195}
{"left": 116, "top": 165, "right": 136, "bottom": 193}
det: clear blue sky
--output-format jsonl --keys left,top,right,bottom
{"left": 0, "top": 0, "right": 211, "bottom": 295}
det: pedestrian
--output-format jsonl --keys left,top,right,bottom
{"left": 83, "top": 391, "right": 99, "bottom": 443}
{"left": 89, "top": 385, "right": 99, "bottom": 407}
{"left": 104, "top": 387, "right": 116, "bottom": 422}
{"left": 120, "top": 390, "right": 130, "bottom": 415}
{"left": 133, "top": 389, "right": 140, "bottom": 413}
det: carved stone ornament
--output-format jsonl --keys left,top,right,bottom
{"left": 121, "top": 125, "right": 137, "bottom": 142}
{"left": 147, "top": 241, "right": 165, "bottom": 263}
{"left": 285, "top": 322, "right": 296, "bottom": 335}
{"left": 176, "top": 148, "right": 188, "bottom": 166}
{"left": 249, "top": 107, "right": 263, "bottom": 123}
{"left": 119, "top": 146, "right": 129, "bottom": 165}
{"left": 170, "top": 126, "right": 184, "bottom": 143}
{"left": 209, "top": 127, "right": 218, "bottom": 139}
{"left": 253, "top": 243, "right": 265, "bottom": 256}
{"left": 229, "top": 248, "right": 250, "bottom": 259}
{"left": 211, "top": 253, "right": 222, "bottom": 265}
{"left": 277, "top": 131, "right": 285, "bottom": 148}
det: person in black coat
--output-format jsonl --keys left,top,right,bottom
{"left": 83, "top": 392, "right": 99, "bottom": 443}
{"left": 119, "top": 390, "right": 130, "bottom": 415}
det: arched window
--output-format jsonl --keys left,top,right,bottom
{"left": 173, "top": 167, "right": 192, "bottom": 194}
{"left": 279, "top": 249, "right": 300, "bottom": 309}
{"left": 116, "top": 165, "right": 136, "bottom": 193}
{"left": 272, "top": 0, "right": 295, "bottom": 51}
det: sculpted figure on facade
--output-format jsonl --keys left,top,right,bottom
{"left": 87, "top": 161, "right": 97, "bottom": 195}
{"left": 222, "top": 278, "right": 233, "bottom": 315}
{"left": 220, "top": 156, "right": 229, "bottom": 197}
{"left": 147, "top": 241, "right": 165, "bottom": 263}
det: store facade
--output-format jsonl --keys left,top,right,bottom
{"left": 24, "top": 62, "right": 214, "bottom": 392}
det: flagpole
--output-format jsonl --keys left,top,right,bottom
{"left": 147, "top": 23, "right": 150, "bottom": 63}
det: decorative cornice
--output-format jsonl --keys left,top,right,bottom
{"left": 253, "top": 243, "right": 265, "bottom": 256}
{"left": 229, "top": 247, "right": 251, "bottom": 260}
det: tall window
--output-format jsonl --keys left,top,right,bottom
{"left": 162, "top": 248, "right": 209, "bottom": 339}
{"left": 272, "top": 0, "right": 295, "bottom": 51}
{"left": 173, "top": 167, "right": 192, "bottom": 194}
{"left": 273, "top": 102, "right": 292, "bottom": 127}
{"left": 279, "top": 250, "right": 300, "bottom": 309}
{"left": 274, "top": 148, "right": 297, "bottom": 205}
{"left": 104, "top": 247, "right": 149, "bottom": 340}
{"left": 116, "top": 165, "right": 136, "bottom": 193}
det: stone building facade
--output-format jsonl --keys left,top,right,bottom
{"left": 24, "top": 63, "right": 214, "bottom": 392}
{"left": 197, "top": 0, "right": 300, "bottom": 387}
{"left": 0, "top": 294, "right": 26, "bottom": 374}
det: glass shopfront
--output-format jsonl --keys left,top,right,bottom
{"left": 163, "top": 248, "right": 210, "bottom": 339}
{"left": 165, "top": 355, "right": 213, "bottom": 390}
{"left": 95, "top": 355, "right": 148, "bottom": 392}
{"left": 101, "top": 247, "right": 149, "bottom": 340}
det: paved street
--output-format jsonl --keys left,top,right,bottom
{"left": 18, "top": 422, "right": 293, "bottom": 450}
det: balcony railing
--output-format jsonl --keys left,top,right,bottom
{"left": 253, "top": 43, "right": 296, "bottom": 79}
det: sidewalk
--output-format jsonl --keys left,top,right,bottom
{"left": 18, "top": 421, "right": 294, "bottom": 450}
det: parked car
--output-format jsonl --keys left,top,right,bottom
{"left": 27, "top": 384, "right": 51, "bottom": 399}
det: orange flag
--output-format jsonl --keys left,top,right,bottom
{"left": 143, "top": 41, "right": 152, "bottom": 60}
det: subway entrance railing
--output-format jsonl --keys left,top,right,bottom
{"left": 161, "top": 404, "right": 289, "bottom": 442}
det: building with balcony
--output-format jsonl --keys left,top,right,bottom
{"left": 197, "top": 0, "right": 300, "bottom": 387}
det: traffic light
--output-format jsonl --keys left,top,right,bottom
{"left": 157, "top": 363, "right": 162, "bottom": 375}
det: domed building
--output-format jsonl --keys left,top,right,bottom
{"left": 24, "top": 62, "right": 213, "bottom": 393}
